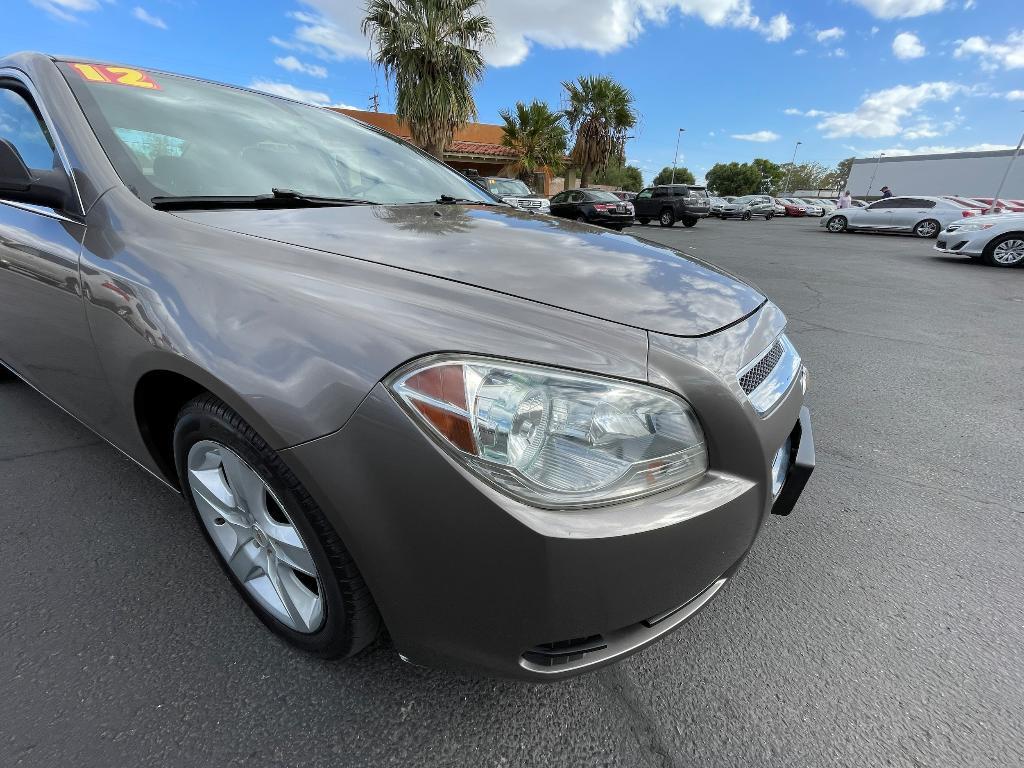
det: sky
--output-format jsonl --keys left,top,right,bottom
{"left": 4, "top": 0, "right": 1023, "bottom": 184}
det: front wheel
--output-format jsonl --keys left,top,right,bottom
{"left": 983, "top": 234, "right": 1024, "bottom": 267}
{"left": 659, "top": 209, "right": 675, "bottom": 227}
{"left": 766, "top": 212, "right": 774, "bottom": 220}
{"left": 174, "top": 394, "right": 381, "bottom": 658}
{"left": 682, "top": 217, "right": 697, "bottom": 228}
{"left": 914, "top": 219, "right": 940, "bottom": 238}
{"left": 826, "top": 215, "right": 847, "bottom": 233}
{"left": 741, "top": 210, "right": 752, "bottom": 221}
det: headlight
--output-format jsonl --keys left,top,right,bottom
{"left": 388, "top": 356, "right": 708, "bottom": 508}
{"left": 956, "top": 222, "right": 996, "bottom": 232}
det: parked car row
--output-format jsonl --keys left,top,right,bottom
{"left": 818, "top": 193, "right": 1023, "bottom": 267}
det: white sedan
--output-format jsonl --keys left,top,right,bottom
{"left": 934, "top": 213, "right": 1024, "bottom": 267}
{"left": 821, "top": 195, "right": 973, "bottom": 238}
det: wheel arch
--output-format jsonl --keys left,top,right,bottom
{"left": 133, "top": 359, "right": 290, "bottom": 489}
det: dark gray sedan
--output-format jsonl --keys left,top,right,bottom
{"left": 0, "top": 53, "right": 814, "bottom": 680}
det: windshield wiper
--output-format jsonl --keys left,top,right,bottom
{"left": 151, "top": 188, "right": 378, "bottom": 211}
{"left": 399, "top": 195, "right": 503, "bottom": 206}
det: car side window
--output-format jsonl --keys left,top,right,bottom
{"left": 905, "top": 198, "right": 935, "bottom": 208}
{"left": 569, "top": 191, "right": 584, "bottom": 203}
{"left": 652, "top": 188, "right": 666, "bottom": 198}
{"left": 866, "top": 200, "right": 896, "bottom": 210}
{"left": 636, "top": 189, "right": 653, "bottom": 199}
{"left": 0, "top": 86, "right": 57, "bottom": 171}
{"left": 550, "top": 192, "right": 566, "bottom": 204}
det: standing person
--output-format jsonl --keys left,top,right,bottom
{"left": 838, "top": 190, "right": 852, "bottom": 208}
{"left": 880, "top": 185, "right": 893, "bottom": 198}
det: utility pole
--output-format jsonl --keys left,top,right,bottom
{"left": 368, "top": 92, "right": 379, "bottom": 112}
{"left": 866, "top": 152, "right": 885, "bottom": 197}
{"left": 671, "top": 128, "right": 685, "bottom": 184}
{"left": 781, "top": 140, "right": 802, "bottom": 194}
{"left": 988, "top": 115, "right": 1023, "bottom": 213}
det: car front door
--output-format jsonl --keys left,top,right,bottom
{"left": 859, "top": 199, "right": 897, "bottom": 229}
{"left": 0, "top": 77, "right": 107, "bottom": 418}
{"left": 634, "top": 188, "right": 654, "bottom": 218}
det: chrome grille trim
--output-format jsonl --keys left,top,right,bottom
{"left": 738, "top": 339, "right": 784, "bottom": 395}
{"left": 738, "top": 334, "right": 802, "bottom": 416}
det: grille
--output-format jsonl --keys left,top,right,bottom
{"left": 522, "top": 634, "right": 607, "bottom": 667}
{"left": 739, "top": 339, "right": 784, "bottom": 395}
{"left": 518, "top": 199, "right": 542, "bottom": 209}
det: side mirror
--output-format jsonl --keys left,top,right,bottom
{"left": 0, "top": 138, "right": 72, "bottom": 211}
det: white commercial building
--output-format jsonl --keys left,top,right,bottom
{"left": 845, "top": 149, "right": 1023, "bottom": 200}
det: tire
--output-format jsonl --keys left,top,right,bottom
{"left": 766, "top": 212, "right": 774, "bottom": 220}
{"left": 576, "top": 215, "right": 588, "bottom": 223}
{"left": 659, "top": 208, "right": 675, "bottom": 227}
{"left": 741, "top": 210, "right": 752, "bottom": 221}
{"left": 682, "top": 217, "right": 697, "bottom": 228}
{"left": 982, "top": 233, "right": 1024, "bottom": 267}
{"left": 914, "top": 219, "right": 940, "bottom": 239}
{"left": 638, "top": 218, "right": 650, "bottom": 225}
{"left": 826, "top": 215, "right": 847, "bottom": 233}
{"left": 173, "top": 394, "right": 381, "bottom": 658}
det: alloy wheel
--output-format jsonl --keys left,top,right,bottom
{"left": 827, "top": 216, "right": 847, "bottom": 233}
{"left": 187, "top": 440, "right": 324, "bottom": 633}
{"left": 915, "top": 220, "right": 939, "bottom": 238}
{"left": 993, "top": 238, "right": 1024, "bottom": 265}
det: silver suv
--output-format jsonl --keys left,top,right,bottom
{"left": 718, "top": 195, "right": 776, "bottom": 220}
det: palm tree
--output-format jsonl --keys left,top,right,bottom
{"left": 562, "top": 75, "right": 637, "bottom": 188}
{"left": 498, "top": 100, "right": 568, "bottom": 186}
{"left": 362, "top": 0, "right": 494, "bottom": 160}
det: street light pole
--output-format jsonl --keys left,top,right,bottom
{"left": 988, "top": 120, "right": 1024, "bottom": 213}
{"left": 671, "top": 128, "right": 685, "bottom": 184}
{"left": 781, "top": 140, "right": 802, "bottom": 194}
{"left": 866, "top": 152, "right": 885, "bottom": 197}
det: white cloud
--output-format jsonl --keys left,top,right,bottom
{"left": 962, "top": 0, "right": 975, "bottom": 8}
{"left": 816, "top": 81, "right": 964, "bottom": 138}
{"left": 786, "top": 108, "right": 833, "bottom": 117}
{"left": 132, "top": 6, "right": 167, "bottom": 29}
{"left": 854, "top": 142, "right": 1015, "bottom": 156}
{"left": 283, "top": 0, "right": 792, "bottom": 69}
{"left": 954, "top": 31, "right": 1024, "bottom": 70}
{"left": 1007, "top": 90, "right": 1024, "bottom": 100}
{"left": 29, "top": 0, "right": 100, "bottom": 22}
{"left": 794, "top": 48, "right": 807, "bottom": 55}
{"left": 892, "top": 32, "right": 925, "bottom": 58}
{"left": 763, "top": 14, "right": 793, "bottom": 42}
{"left": 871, "top": 26, "right": 880, "bottom": 34}
{"left": 831, "top": 47, "right": 847, "bottom": 57}
{"left": 274, "top": 55, "right": 328, "bottom": 78}
{"left": 731, "top": 130, "right": 780, "bottom": 141}
{"left": 816, "top": 26, "right": 845, "bottom": 43}
{"left": 848, "top": 0, "right": 946, "bottom": 19}
{"left": 248, "top": 79, "right": 333, "bottom": 105}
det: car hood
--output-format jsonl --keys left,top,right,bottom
{"left": 175, "top": 204, "right": 765, "bottom": 337}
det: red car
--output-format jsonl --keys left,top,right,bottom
{"left": 774, "top": 198, "right": 807, "bottom": 217}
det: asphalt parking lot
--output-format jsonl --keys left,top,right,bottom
{"left": 2, "top": 215, "right": 1022, "bottom": 768}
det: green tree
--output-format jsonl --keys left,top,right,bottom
{"left": 652, "top": 165, "right": 695, "bottom": 185}
{"left": 780, "top": 161, "right": 830, "bottom": 192}
{"left": 362, "top": 0, "right": 494, "bottom": 159}
{"left": 823, "top": 157, "right": 854, "bottom": 191}
{"left": 750, "top": 157, "right": 784, "bottom": 194}
{"left": 562, "top": 75, "right": 638, "bottom": 188}
{"left": 499, "top": 100, "right": 568, "bottom": 182}
{"left": 705, "top": 162, "right": 761, "bottom": 196}
{"left": 593, "top": 158, "right": 644, "bottom": 191}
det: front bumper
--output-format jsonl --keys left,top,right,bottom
{"left": 934, "top": 231, "right": 986, "bottom": 256}
{"left": 282, "top": 310, "right": 813, "bottom": 680}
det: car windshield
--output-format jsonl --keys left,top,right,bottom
{"left": 733, "top": 196, "right": 755, "bottom": 203}
{"left": 586, "top": 191, "right": 621, "bottom": 202}
{"left": 58, "top": 62, "right": 493, "bottom": 207}
{"left": 486, "top": 178, "right": 533, "bottom": 196}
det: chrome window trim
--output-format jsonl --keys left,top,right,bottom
{"left": 741, "top": 334, "right": 802, "bottom": 417}
{"left": 0, "top": 198, "right": 82, "bottom": 225}
{"left": 0, "top": 66, "right": 85, "bottom": 216}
